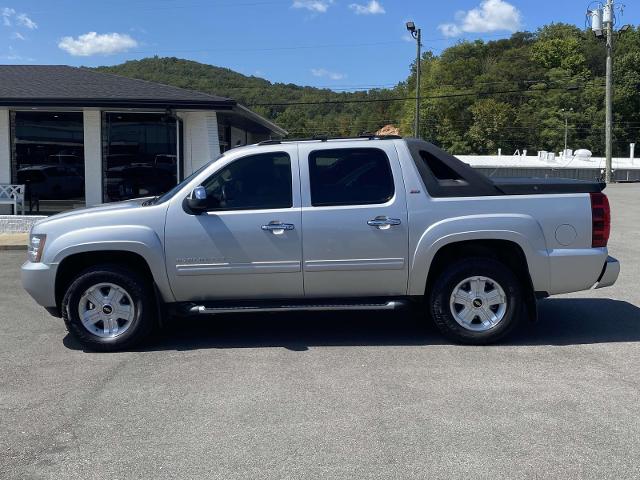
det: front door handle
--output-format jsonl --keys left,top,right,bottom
{"left": 368, "top": 216, "right": 402, "bottom": 229}
{"left": 261, "top": 222, "right": 295, "bottom": 234}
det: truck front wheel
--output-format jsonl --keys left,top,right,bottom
{"left": 428, "top": 257, "right": 523, "bottom": 345}
{"left": 61, "top": 265, "right": 155, "bottom": 351}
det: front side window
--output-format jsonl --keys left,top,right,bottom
{"left": 308, "top": 148, "right": 395, "bottom": 207}
{"left": 201, "top": 152, "right": 292, "bottom": 211}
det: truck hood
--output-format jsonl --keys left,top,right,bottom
{"left": 33, "top": 198, "right": 152, "bottom": 229}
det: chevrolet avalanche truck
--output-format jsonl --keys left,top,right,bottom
{"left": 21, "top": 137, "right": 620, "bottom": 351}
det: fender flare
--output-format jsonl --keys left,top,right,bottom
{"left": 408, "top": 214, "right": 550, "bottom": 296}
{"left": 48, "top": 225, "right": 175, "bottom": 303}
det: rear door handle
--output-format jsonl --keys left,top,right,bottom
{"left": 368, "top": 216, "right": 402, "bottom": 229}
{"left": 261, "top": 222, "right": 295, "bottom": 234}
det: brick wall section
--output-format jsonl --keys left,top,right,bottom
{"left": 0, "top": 215, "right": 47, "bottom": 233}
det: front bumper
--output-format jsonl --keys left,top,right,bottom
{"left": 594, "top": 256, "right": 620, "bottom": 289}
{"left": 21, "top": 261, "right": 57, "bottom": 308}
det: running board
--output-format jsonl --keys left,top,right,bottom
{"left": 188, "top": 300, "right": 408, "bottom": 315}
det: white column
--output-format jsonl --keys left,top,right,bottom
{"left": 83, "top": 110, "right": 103, "bottom": 206}
{"left": 0, "top": 109, "right": 10, "bottom": 184}
{"left": 206, "top": 112, "right": 221, "bottom": 160}
{"left": 178, "top": 111, "right": 220, "bottom": 176}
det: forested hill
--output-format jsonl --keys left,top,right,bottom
{"left": 95, "top": 57, "right": 402, "bottom": 140}
{"left": 96, "top": 23, "right": 640, "bottom": 156}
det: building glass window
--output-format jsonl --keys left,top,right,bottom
{"left": 103, "top": 112, "right": 180, "bottom": 202}
{"left": 12, "top": 111, "right": 85, "bottom": 214}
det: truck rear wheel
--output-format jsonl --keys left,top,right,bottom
{"left": 62, "top": 265, "right": 154, "bottom": 351}
{"left": 428, "top": 257, "right": 522, "bottom": 345}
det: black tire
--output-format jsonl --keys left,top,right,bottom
{"left": 428, "top": 257, "right": 523, "bottom": 345}
{"left": 62, "top": 265, "right": 155, "bottom": 352}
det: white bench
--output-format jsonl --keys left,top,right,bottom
{"left": 0, "top": 185, "right": 25, "bottom": 215}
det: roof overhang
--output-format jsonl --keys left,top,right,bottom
{"left": 233, "top": 104, "right": 288, "bottom": 137}
{"left": 0, "top": 97, "right": 237, "bottom": 110}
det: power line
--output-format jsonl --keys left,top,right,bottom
{"left": 248, "top": 85, "right": 583, "bottom": 107}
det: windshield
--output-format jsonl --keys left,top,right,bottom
{"left": 146, "top": 154, "right": 223, "bottom": 205}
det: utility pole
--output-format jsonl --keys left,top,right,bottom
{"left": 605, "top": 0, "right": 614, "bottom": 183}
{"left": 588, "top": 1, "right": 629, "bottom": 183}
{"left": 406, "top": 22, "right": 422, "bottom": 138}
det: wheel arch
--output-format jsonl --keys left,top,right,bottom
{"left": 408, "top": 215, "right": 550, "bottom": 297}
{"left": 54, "top": 244, "right": 174, "bottom": 315}
{"left": 415, "top": 238, "right": 539, "bottom": 323}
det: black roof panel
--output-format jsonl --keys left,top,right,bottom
{"left": 0, "top": 65, "right": 235, "bottom": 109}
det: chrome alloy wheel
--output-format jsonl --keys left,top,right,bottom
{"left": 77, "top": 283, "right": 135, "bottom": 338}
{"left": 449, "top": 276, "right": 507, "bottom": 332}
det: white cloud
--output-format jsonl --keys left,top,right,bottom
{"left": 438, "top": 0, "right": 522, "bottom": 37}
{"left": 349, "top": 0, "right": 385, "bottom": 15}
{"left": 16, "top": 13, "right": 36, "bottom": 29}
{"left": 12, "top": 31, "right": 25, "bottom": 40}
{"left": 58, "top": 32, "right": 138, "bottom": 56}
{"left": 292, "top": 0, "right": 333, "bottom": 13}
{"left": 311, "top": 68, "right": 346, "bottom": 81}
{"left": 2, "top": 7, "right": 15, "bottom": 26}
{"left": 2, "top": 8, "right": 37, "bottom": 29}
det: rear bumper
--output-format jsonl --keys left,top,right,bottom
{"left": 594, "top": 256, "right": 620, "bottom": 289}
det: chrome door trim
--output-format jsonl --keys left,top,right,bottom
{"left": 176, "top": 260, "right": 302, "bottom": 276}
{"left": 304, "top": 258, "right": 405, "bottom": 272}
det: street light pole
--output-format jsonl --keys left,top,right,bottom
{"left": 562, "top": 108, "right": 573, "bottom": 155}
{"left": 565, "top": 114, "right": 569, "bottom": 153}
{"left": 406, "top": 22, "right": 422, "bottom": 138}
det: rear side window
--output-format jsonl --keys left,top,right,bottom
{"left": 308, "top": 148, "right": 395, "bottom": 206}
{"left": 419, "top": 150, "right": 467, "bottom": 184}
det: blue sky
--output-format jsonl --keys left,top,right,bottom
{"left": 2, "top": 0, "right": 638, "bottom": 90}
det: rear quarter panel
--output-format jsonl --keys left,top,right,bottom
{"left": 395, "top": 141, "right": 604, "bottom": 296}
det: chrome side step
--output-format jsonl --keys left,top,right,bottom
{"left": 189, "top": 300, "right": 407, "bottom": 315}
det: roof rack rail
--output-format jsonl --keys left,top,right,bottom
{"left": 258, "top": 135, "right": 403, "bottom": 146}
{"left": 257, "top": 139, "right": 282, "bottom": 146}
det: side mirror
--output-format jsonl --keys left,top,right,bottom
{"left": 185, "top": 186, "right": 209, "bottom": 214}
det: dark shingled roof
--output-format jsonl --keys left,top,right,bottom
{"left": 0, "top": 65, "right": 236, "bottom": 109}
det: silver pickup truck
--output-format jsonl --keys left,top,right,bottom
{"left": 21, "top": 137, "right": 620, "bottom": 351}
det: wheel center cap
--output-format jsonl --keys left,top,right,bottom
{"left": 102, "top": 305, "right": 113, "bottom": 315}
{"left": 472, "top": 298, "right": 483, "bottom": 308}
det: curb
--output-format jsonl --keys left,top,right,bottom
{"left": 0, "top": 244, "right": 27, "bottom": 251}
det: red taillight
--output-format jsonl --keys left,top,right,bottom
{"left": 590, "top": 192, "right": 611, "bottom": 248}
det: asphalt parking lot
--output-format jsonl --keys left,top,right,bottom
{"left": 1, "top": 184, "right": 639, "bottom": 479}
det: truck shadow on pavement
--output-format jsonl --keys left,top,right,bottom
{"left": 63, "top": 298, "right": 640, "bottom": 352}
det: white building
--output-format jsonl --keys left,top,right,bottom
{"left": 0, "top": 65, "right": 286, "bottom": 214}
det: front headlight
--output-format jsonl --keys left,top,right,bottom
{"left": 28, "top": 234, "right": 46, "bottom": 263}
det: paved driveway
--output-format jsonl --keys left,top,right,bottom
{"left": 1, "top": 185, "right": 639, "bottom": 479}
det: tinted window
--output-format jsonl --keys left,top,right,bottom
{"left": 201, "top": 152, "right": 292, "bottom": 211}
{"left": 419, "top": 150, "right": 467, "bottom": 184}
{"left": 309, "top": 148, "right": 394, "bottom": 206}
